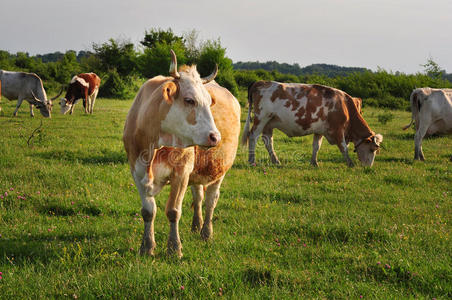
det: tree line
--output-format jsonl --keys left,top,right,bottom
{"left": 1, "top": 28, "right": 451, "bottom": 110}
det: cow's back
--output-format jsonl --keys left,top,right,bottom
{"left": 123, "top": 76, "right": 172, "bottom": 169}
{"left": 0, "top": 70, "right": 45, "bottom": 100}
{"left": 189, "top": 82, "right": 241, "bottom": 185}
{"left": 78, "top": 73, "right": 101, "bottom": 95}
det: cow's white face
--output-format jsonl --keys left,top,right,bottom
{"left": 160, "top": 67, "right": 220, "bottom": 148}
{"left": 60, "top": 98, "right": 72, "bottom": 114}
{"left": 355, "top": 134, "right": 383, "bottom": 167}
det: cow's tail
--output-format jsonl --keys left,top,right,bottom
{"left": 241, "top": 83, "right": 255, "bottom": 146}
{"left": 402, "top": 91, "right": 419, "bottom": 130}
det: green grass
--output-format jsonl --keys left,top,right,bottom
{"left": 0, "top": 97, "right": 451, "bottom": 299}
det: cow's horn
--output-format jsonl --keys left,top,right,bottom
{"left": 51, "top": 85, "right": 64, "bottom": 101}
{"left": 201, "top": 64, "right": 218, "bottom": 84}
{"left": 30, "top": 91, "right": 42, "bottom": 103}
{"left": 169, "top": 49, "right": 180, "bottom": 79}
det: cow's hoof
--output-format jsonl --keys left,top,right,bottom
{"left": 191, "top": 218, "right": 203, "bottom": 233}
{"left": 271, "top": 159, "right": 281, "bottom": 165}
{"left": 139, "top": 240, "right": 155, "bottom": 256}
{"left": 310, "top": 161, "right": 319, "bottom": 167}
{"left": 200, "top": 224, "right": 213, "bottom": 241}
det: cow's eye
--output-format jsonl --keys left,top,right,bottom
{"left": 184, "top": 98, "right": 196, "bottom": 106}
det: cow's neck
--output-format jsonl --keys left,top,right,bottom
{"left": 345, "top": 97, "right": 374, "bottom": 144}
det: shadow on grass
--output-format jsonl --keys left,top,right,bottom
{"left": 0, "top": 230, "right": 120, "bottom": 266}
{"left": 33, "top": 149, "right": 127, "bottom": 165}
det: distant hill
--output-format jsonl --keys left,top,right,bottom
{"left": 233, "top": 61, "right": 371, "bottom": 78}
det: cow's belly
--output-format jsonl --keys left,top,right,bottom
{"left": 271, "top": 112, "right": 328, "bottom": 137}
{"left": 427, "top": 119, "right": 452, "bottom": 135}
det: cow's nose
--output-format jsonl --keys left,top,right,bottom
{"left": 208, "top": 131, "right": 221, "bottom": 146}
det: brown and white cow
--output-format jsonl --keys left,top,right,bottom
{"left": 60, "top": 73, "right": 100, "bottom": 114}
{"left": 403, "top": 87, "right": 452, "bottom": 161}
{"left": 242, "top": 81, "right": 383, "bottom": 167}
{"left": 123, "top": 50, "right": 240, "bottom": 257}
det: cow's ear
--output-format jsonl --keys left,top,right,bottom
{"left": 162, "top": 81, "right": 178, "bottom": 104}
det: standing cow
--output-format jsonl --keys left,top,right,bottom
{"left": 242, "top": 81, "right": 383, "bottom": 167}
{"left": 123, "top": 50, "right": 240, "bottom": 257}
{"left": 60, "top": 73, "right": 100, "bottom": 114}
{"left": 0, "top": 70, "right": 62, "bottom": 117}
{"left": 403, "top": 87, "right": 452, "bottom": 161}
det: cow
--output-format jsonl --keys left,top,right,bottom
{"left": 123, "top": 50, "right": 240, "bottom": 257}
{"left": 403, "top": 87, "right": 452, "bottom": 161}
{"left": 60, "top": 73, "right": 101, "bottom": 114}
{"left": 0, "top": 70, "right": 62, "bottom": 117}
{"left": 242, "top": 81, "right": 383, "bottom": 167}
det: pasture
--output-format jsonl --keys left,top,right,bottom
{"left": 0, "top": 95, "right": 451, "bottom": 299}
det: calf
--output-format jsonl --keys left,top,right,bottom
{"left": 60, "top": 73, "right": 100, "bottom": 114}
{"left": 0, "top": 70, "right": 62, "bottom": 117}
{"left": 242, "top": 81, "right": 383, "bottom": 167}
{"left": 403, "top": 88, "right": 452, "bottom": 160}
{"left": 123, "top": 50, "right": 240, "bottom": 257}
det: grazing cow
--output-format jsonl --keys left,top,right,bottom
{"left": 124, "top": 50, "right": 240, "bottom": 257}
{"left": 242, "top": 81, "right": 383, "bottom": 167}
{"left": 60, "top": 73, "right": 101, "bottom": 114}
{"left": 0, "top": 70, "right": 62, "bottom": 117}
{"left": 403, "top": 87, "right": 452, "bottom": 160}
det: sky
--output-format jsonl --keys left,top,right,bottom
{"left": 1, "top": 0, "right": 451, "bottom": 74}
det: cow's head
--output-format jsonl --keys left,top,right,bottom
{"left": 354, "top": 134, "right": 383, "bottom": 167}
{"left": 159, "top": 50, "right": 220, "bottom": 148}
{"left": 59, "top": 98, "right": 72, "bottom": 114}
{"left": 31, "top": 91, "right": 52, "bottom": 118}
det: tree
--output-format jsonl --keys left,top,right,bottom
{"left": 197, "top": 39, "right": 238, "bottom": 95}
{"left": 93, "top": 38, "right": 138, "bottom": 76}
{"left": 138, "top": 41, "right": 186, "bottom": 78}
{"left": 421, "top": 57, "right": 444, "bottom": 79}
{"left": 140, "top": 28, "right": 184, "bottom": 49}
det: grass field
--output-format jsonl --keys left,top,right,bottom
{"left": 0, "top": 95, "right": 451, "bottom": 299}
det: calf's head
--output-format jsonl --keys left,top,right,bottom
{"left": 355, "top": 134, "right": 383, "bottom": 167}
{"left": 159, "top": 50, "right": 220, "bottom": 148}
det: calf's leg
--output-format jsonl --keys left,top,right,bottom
{"left": 166, "top": 172, "right": 190, "bottom": 257}
{"left": 201, "top": 177, "right": 223, "bottom": 241}
{"left": 191, "top": 185, "right": 204, "bottom": 233}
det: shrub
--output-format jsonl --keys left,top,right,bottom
{"left": 377, "top": 111, "right": 395, "bottom": 125}
{"left": 99, "top": 69, "right": 142, "bottom": 99}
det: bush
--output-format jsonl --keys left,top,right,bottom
{"left": 99, "top": 69, "right": 142, "bottom": 99}
{"left": 377, "top": 111, "right": 395, "bottom": 125}
{"left": 234, "top": 70, "right": 260, "bottom": 88}
{"left": 365, "top": 95, "right": 408, "bottom": 110}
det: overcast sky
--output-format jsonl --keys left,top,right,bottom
{"left": 1, "top": 0, "right": 451, "bottom": 74}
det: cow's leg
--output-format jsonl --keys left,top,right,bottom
{"left": 29, "top": 103, "right": 34, "bottom": 117}
{"left": 133, "top": 168, "right": 158, "bottom": 256}
{"left": 262, "top": 125, "right": 280, "bottom": 165}
{"left": 311, "top": 134, "right": 323, "bottom": 167}
{"left": 69, "top": 104, "right": 75, "bottom": 115}
{"left": 166, "top": 171, "right": 190, "bottom": 257}
{"left": 414, "top": 126, "right": 428, "bottom": 161}
{"left": 200, "top": 177, "right": 223, "bottom": 241}
{"left": 336, "top": 135, "right": 354, "bottom": 167}
{"left": 248, "top": 117, "right": 270, "bottom": 165}
{"left": 90, "top": 89, "right": 99, "bottom": 114}
{"left": 84, "top": 97, "right": 89, "bottom": 114}
{"left": 191, "top": 184, "right": 204, "bottom": 233}
{"left": 13, "top": 98, "right": 25, "bottom": 116}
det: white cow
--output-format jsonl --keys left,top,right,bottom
{"left": 403, "top": 87, "right": 452, "bottom": 160}
{"left": 0, "top": 70, "right": 62, "bottom": 117}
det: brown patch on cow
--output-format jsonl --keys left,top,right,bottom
{"left": 295, "top": 85, "right": 327, "bottom": 130}
{"left": 186, "top": 109, "right": 196, "bottom": 125}
{"left": 249, "top": 81, "right": 273, "bottom": 116}
{"left": 191, "top": 146, "right": 226, "bottom": 183}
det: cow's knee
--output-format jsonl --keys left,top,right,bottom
{"left": 166, "top": 208, "right": 180, "bottom": 223}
